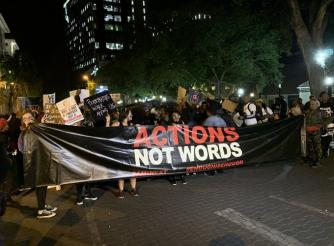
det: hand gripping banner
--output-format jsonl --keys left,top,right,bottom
{"left": 23, "top": 116, "right": 303, "bottom": 187}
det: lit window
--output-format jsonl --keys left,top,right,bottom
{"left": 114, "top": 15, "right": 122, "bottom": 22}
{"left": 105, "top": 24, "right": 114, "bottom": 31}
{"left": 132, "top": 7, "right": 134, "bottom": 13}
{"left": 106, "top": 42, "right": 123, "bottom": 50}
{"left": 105, "top": 15, "right": 114, "bottom": 21}
{"left": 143, "top": 0, "right": 145, "bottom": 6}
{"left": 143, "top": 8, "right": 146, "bottom": 14}
{"left": 95, "top": 42, "right": 100, "bottom": 49}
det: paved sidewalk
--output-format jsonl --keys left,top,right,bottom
{"left": 1, "top": 157, "right": 334, "bottom": 246}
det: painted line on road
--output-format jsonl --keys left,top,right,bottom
{"left": 269, "top": 195, "right": 334, "bottom": 218}
{"left": 214, "top": 208, "right": 305, "bottom": 246}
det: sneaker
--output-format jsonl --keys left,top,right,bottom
{"left": 37, "top": 209, "right": 56, "bottom": 219}
{"left": 171, "top": 180, "right": 177, "bottom": 186}
{"left": 84, "top": 194, "right": 98, "bottom": 201}
{"left": 76, "top": 198, "right": 84, "bottom": 205}
{"left": 181, "top": 177, "right": 187, "bottom": 185}
{"left": 129, "top": 189, "right": 139, "bottom": 197}
{"left": 45, "top": 204, "right": 57, "bottom": 212}
{"left": 117, "top": 191, "right": 125, "bottom": 199}
{"left": 311, "top": 163, "right": 322, "bottom": 169}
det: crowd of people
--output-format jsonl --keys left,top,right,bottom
{"left": 0, "top": 91, "right": 333, "bottom": 219}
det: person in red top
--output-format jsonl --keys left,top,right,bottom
{"left": 305, "top": 100, "right": 323, "bottom": 168}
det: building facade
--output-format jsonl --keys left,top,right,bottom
{"left": 0, "top": 13, "right": 19, "bottom": 57}
{"left": 64, "top": 0, "right": 146, "bottom": 74}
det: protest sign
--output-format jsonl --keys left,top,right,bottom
{"left": 186, "top": 89, "right": 204, "bottom": 105}
{"left": 56, "top": 97, "right": 83, "bottom": 125}
{"left": 222, "top": 99, "right": 238, "bottom": 113}
{"left": 43, "top": 93, "right": 56, "bottom": 107}
{"left": 69, "top": 89, "right": 90, "bottom": 103}
{"left": 84, "top": 91, "right": 116, "bottom": 121}
{"left": 44, "top": 103, "right": 64, "bottom": 124}
{"left": 177, "top": 87, "right": 187, "bottom": 103}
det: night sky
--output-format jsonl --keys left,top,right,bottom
{"left": 0, "top": 0, "right": 74, "bottom": 95}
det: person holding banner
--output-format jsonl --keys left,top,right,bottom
{"left": 106, "top": 108, "right": 139, "bottom": 198}
{"left": 18, "top": 112, "right": 57, "bottom": 219}
{"left": 169, "top": 111, "right": 187, "bottom": 185}
{"left": 305, "top": 100, "right": 323, "bottom": 168}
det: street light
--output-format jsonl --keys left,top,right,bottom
{"left": 83, "top": 75, "right": 89, "bottom": 81}
{"left": 315, "top": 48, "right": 333, "bottom": 67}
{"left": 325, "top": 76, "right": 334, "bottom": 85}
{"left": 237, "top": 88, "right": 244, "bottom": 97}
{"left": 250, "top": 93, "right": 255, "bottom": 98}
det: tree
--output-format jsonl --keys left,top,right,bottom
{"left": 96, "top": 6, "right": 285, "bottom": 100}
{"left": 287, "top": 0, "right": 333, "bottom": 97}
{"left": 0, "top": 51, "right": 43, "bottom": 113}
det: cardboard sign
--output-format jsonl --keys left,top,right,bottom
{"left": 44, "top": 103, "right": 64, "bottom": 124}
{"left": 110, "top": 93, "right": 121, "bottom": 103}
{"left": 43, "top": 93, "right": 56, "bottom": 107}
{"left": 84, "top": 91, "right": 116, "bottom": 121}
{"left": 222, "top": 99, "right": 238, "bottom": 113}
{"left": 177, "top": 87, "right": 187, "bottom": 103}
{"left": 186, "top": 89, "right": 204, "bottom": 105}
{"left": 56, "top": 97, "right": 84, "bottom": 125}
{"left": 69, "top": 89, "right": 90, "bottom": 103}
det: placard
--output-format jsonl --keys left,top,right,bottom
{"left": 69, "top": 89, "right": 90, "bottom": 103}
{"left": 43, "top": 93, "right": 56, "bottom": 107}
{"left": 44, "top": 103, "right": 64, "bottom": 124}
{"left": 177, "top": 87, "right": 187, "bottom": 103}
{"left": 56, "top": 97, "right": 84, "bottom": 125}
{"left": 84, "top": 91, "right": 116, "bottom": 121}
{"left": 222, "top": 99, "right": 238, "bottom": 113}
{"left": 186, "top": 89, "right": 204, "bottom": 105}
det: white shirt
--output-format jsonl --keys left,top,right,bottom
{"left": 243, "top": 103, "right": 257, "bottom": 126}
{"left": 260, "top": 107, "right": 274, "bottom": 122}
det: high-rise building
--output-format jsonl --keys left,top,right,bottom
{"left": 0, "top": 13, "right": 19, "bottom": 57}
{"left": 64, "top": 0, "right": 147, "bottom": 74}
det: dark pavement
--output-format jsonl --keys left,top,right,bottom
{"left": 1, "top": 157, "right": 334, "bottom": 246}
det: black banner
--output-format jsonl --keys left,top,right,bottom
{"left": 23, "top": 116, "right": 303, "bottom": 187}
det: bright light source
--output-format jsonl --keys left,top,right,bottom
{"left": 237, "top": 88, "right": 244, "bottom": 97}
{"left": 135, "top": 99, "right": 138, "bottom": 103}
{"left": 162, "top": 97, "right": 167, "bottom": 102}
{"left": 83, "top": 75, "right": 89, "bottom": 81}
{"left": 325, "top": 76, "right": 334, "bottom": 85}
{"left": 250, "top": 93, "right": 255, "bottom": 97}
{"left": 159, "top": 95, "right": 162, "bottom": 99}
{"left": 278, "top": 83, "right": 282, "bottom": 89}
{"left": 10, "top": 82, "right": 14, "bottom": 86}
{"left": 315, "top": 49, "right": 333, "bottom": 67}
{"left": 117, "top": 100, "right": 123, "bottom": 105}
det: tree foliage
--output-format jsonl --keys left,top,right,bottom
{"left": 95, "top": 7, "right": 286, "bottom": 98}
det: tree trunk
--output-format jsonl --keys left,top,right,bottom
{"left": 215, "top": 80, "right": 221, "bottom": 100}
{"left": 287, "top": 0, "right": 332, "bottom": 97}
{"left": 307, "top": 62, "right": 326, "bottom": 98}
